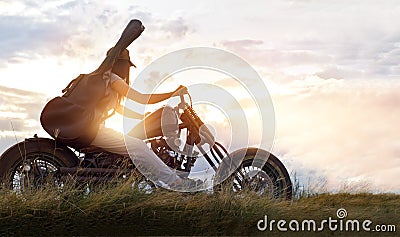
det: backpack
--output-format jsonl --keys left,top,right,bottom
{"left": 40, "top": 19, "right": 144, "bottom": 148}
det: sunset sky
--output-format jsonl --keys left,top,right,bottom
{"left": 0, "top": 0, "right": 399, "bottom": 192}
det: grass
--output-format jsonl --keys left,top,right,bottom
{"left": 0, "top": 178, "right": 398, "bottom": 236}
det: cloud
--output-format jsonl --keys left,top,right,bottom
{"left": 0, "top": 1, "right": 116, "bottom": 65}
{"left": 271, "top": 78, "right": 400, "bottom": 192}
{"left": 220, "top": 39, "right": 263, "bottom": 49}
{"left": 132, "top": 13, "right": 194, "bottom": 66}
{"left": 160, "top": 17, "right": 190, "bottom": 39}
{"left": 217, "top": 1, "right": 400, "bottom": 80}
{"left": 0, "top": 15, "right": 65, "bottom": 61}
{"left": 221, "top": 36, "right": 400, "bottom": 80}
{"left": 0, "top": 0, "right": 195, "bottom": 69}
{"left": 0, "top": 85, "right": 47, "bottom": 144}
{"left": 219, "top": 40, "right": 332, "bottom": 72}
{"left": 315, "top": 66, "right": 347, "bottom": 80}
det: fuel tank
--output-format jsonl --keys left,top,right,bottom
{"left": 128, "top": 106, "right": 178, "bottom": 140}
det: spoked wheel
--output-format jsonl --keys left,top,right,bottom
{"left": 216, "top": 148, "right": 292, "bottom": 200}
{"left": 233, "top": 160, "right": 274, "bottom": 194}
{"left": 10, "top": 152, "right": 65, "bottom": 192}
{"left": 0, "top": 138, "right": 78, "bottom": 192}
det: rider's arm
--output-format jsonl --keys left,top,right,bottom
{"left": 115, "top": 104, "right": 143, "bottom": 119}
{"left": 111, "top": 79, "right": 186, "bottom": 104}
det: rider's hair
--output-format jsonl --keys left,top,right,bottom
{"left": 108, "top": 48, "right": 133, "bottom": 108}
{"left": 111, "top": 59, "right": 130, "bottom": 85}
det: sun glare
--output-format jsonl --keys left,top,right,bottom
{"left": 105, "top": 113, "right": 125, "bottom": 133}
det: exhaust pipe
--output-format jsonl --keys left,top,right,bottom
{"left": 59, "top": 167, "right": 133, "bottom": 177}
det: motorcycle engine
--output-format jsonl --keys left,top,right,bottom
{"left": 150, "top": 138, "right": 183, "bottom": 170}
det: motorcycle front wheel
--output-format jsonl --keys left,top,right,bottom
{"left": 215, "top": 149, "right": 292, "bottom": 200}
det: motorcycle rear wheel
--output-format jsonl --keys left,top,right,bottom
{"left": 0, "top": 138, "right": 78, "bottom": 192}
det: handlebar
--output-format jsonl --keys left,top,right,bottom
{"left": 177, "top": 92, "right": 192, "bottom": 109}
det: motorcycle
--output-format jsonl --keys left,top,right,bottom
{"left": 0, "top": 92, "right": 292, "bottom": 199}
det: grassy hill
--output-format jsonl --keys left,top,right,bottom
{"left": 0, "top": 180, "right": 398, "bottom": 236}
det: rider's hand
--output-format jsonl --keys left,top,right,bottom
{"left": 174, "top": 85, "right": 188, "bottom": 96}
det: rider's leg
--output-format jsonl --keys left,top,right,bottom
{"left": 90, "top": 124, "right": 181, "bottom": 186}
